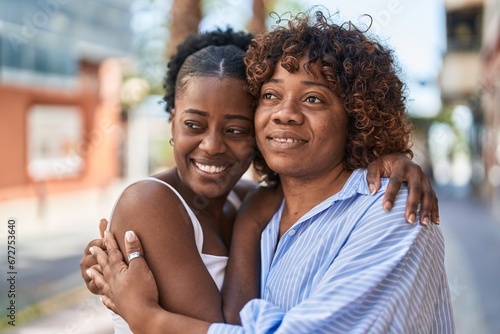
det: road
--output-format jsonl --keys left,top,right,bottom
{"left": 1, "top": 183, "right": 499, "bottom": 333}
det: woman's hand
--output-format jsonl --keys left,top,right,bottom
{"left": 366, "top": 153, "right": 439, "bottom": 226}
{"left": 80, "top": 219, "right": 108, "bottom": 294}
{"left": 87, "top": 230, "right": 159, "bottom": 319}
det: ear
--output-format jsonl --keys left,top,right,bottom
{"left": 170, "top": 109, "right": 176, "bottom": 137}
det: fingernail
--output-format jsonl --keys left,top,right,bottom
{"left": 86, "top": 269, "right": 93, "bottom": 278}
{"left": 383, "top": 201, "right": 392, "bottom": 212}
{"left": 89, "top": 247, "right": 95, "bottom": 255}
{"left": 126, "top": 230, "right": 136, "bottom": 242}
{"left": 435, "top": 218, "right": 440, "bottom": 225}
{"left": 369, "top": 184, "right": 376, "bottom": 195}
{"left": 422, "top": 216, "right": 429, "bottom": 226}
{"left": 408, "top": 213, "right": 416, "bottom": 224}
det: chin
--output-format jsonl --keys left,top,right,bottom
{"left": 264, "top": 157, "right": 294, "bottom": 173}
{"left": 197, "top": 183, "right": 232, "bottom": 199}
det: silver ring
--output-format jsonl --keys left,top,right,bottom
{"left": 128, "top": 251, "right": 144, "bottom": 263}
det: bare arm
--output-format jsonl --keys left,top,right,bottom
{"left": 109, "top": 180, "right": 223, "bottom": 322}
{"left": 222, "top": 185, "right": 283, "bottom": 324}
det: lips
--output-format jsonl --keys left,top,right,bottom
{"left": 265, "top": 130, "right": 308, "bottom": 149}
{"left": 194, "top": 161, "right": 231, "bottom": 174}
{"left": 269, "top": 137, "right": 307, "bottom": 144}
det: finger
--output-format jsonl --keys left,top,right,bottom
{"left": 90, "top": 245, "right": 110, "bottom": 269}
{"left": 80, "top": 239, "right": 104, "bottom": 293}
{"left": 403, "top": 172, "right": 423, "bottom": 225}
{"left": 123, "top": 231, "right": 147, "bottom": 266}
{"left": 382, "top": 175, "right": 404, "bottom": 212}
{"left": 87, "top": 266, "right": 107, "bottom": 295}
{"left": 82, "top": 271, "right": 100, "bottom": 295}
{"left": 405, "top": 164, "right": 425, "bottom": 224}
{"left": 431, "top": 197, "right": 440, "bottom": 225}
{"left": 99, "top": 219, "right": 109, "bottom": 238}
{"left": 366, "top": 158, "right": 383, "bottom": 195}
{"left": 103, "top": 230, "right": 127, "bottom": 264}
{"left": 418, "top": 180, "right": 439, "bottom": 225}
{"left": 100, "top": 295, "right": 119, "bottom": 314}
{"left": 84, "top": 238, "right": 105, "bottom": 254}
{"left": 85, "top": 264, "right": 103, "bottom": 294}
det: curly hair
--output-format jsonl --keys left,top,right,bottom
{"left": 163, "top": 28, "right": 254, "bottom": 116}
{"left": 245, "top": 11, "right": 413, "bottom": 175}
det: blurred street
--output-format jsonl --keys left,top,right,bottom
{"left": 0, "top": 183, "right": 499, "bottom": 333}
{"left": 0, "top": 181, "right": 126, "bottom": 333}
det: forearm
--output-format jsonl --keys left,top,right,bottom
{"left": 127, "top": 302, "right": 211, "bottom": 334}
{"left": 222, "top": 221, "right": 262, "bottom": 324}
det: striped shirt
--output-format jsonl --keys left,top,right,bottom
{"left": 209, "top": 169, "right": 455, "bottom": 334}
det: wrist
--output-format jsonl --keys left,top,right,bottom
{"left": 125, "top": 301, "right": 162, "bottom": 334}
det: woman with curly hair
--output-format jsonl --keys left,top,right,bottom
{"left": 87, "top": 11, "right": 453, "bottom": 333}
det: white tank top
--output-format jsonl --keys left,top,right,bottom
{"left": 109, "top": 177, "right": 239, "bottom": 333}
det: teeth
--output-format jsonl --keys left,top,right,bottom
{"left": 195, "top": 162, "right": 228, "bottom": 174}
{"left": 272, "top": 138, "right": 305, "bottom": 143}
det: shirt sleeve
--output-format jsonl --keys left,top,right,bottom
{"left": 209, "top": 192, "right": 452, "bottom": 334}
{"left": 208, "top": 301, "right": 285, "bottom": 334}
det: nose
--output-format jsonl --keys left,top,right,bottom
{"left": 199, "top": 130, "right": 227, "bottom": 155}
{"left": 271, "top": 98, "right": 304, "bottom": 125}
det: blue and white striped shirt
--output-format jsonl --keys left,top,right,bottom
{"left": 209, "top": 169, "right": 455, "bottom": 333}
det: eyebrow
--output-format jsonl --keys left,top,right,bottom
{"left": 266, "top": 78, "right": 329, "bottom": 89}
{"left": 302, "top": 80, "right": 329, "bottom": 89}
{"left": 183, "top": 109, "right": 252, "bottom": 123}
{"left": 183, "top": 109, "right": 207, "bottom": 116}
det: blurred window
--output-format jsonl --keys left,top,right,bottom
{"left": 27, "top": 104, "right": 84, "bottom": 181}
{"left": 0, "top": 0, "right": 131, "bottom": 85}
{"left": 446, "top": 7, "right": 482, "bottom": 51}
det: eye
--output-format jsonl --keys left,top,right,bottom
{"left": 305, "top": 95, "right": 323, "bottom": 104}
{"left": 226, "top": 128, "right": 247, "bottom": 135}
{"left": 262, "top": 93, "right": 275, "bottom": 100}
{"left": 185, "top": 121, "right": 202, "bottom": 130}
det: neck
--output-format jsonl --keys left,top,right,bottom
{"left": 278, "top": 167, "right": 352, "bottom": 234}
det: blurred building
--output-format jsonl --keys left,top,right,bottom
{"left": 436, "top": 0, "right": 483, "bottom": 193}
{"left": 0, "top": 0, "right": 132, "bottom": 200}
{"left": 440, "top": 0, "right": 484, "bottom": 102}
{"left": 481, "top": 0, "right": 500, "bottom": 198}
{"left": 439, "top": 0, "right": 500, "bottom": 198}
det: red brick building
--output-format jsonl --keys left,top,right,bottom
{"left": 0, "top": 1, "right": 131, "bottom": 200}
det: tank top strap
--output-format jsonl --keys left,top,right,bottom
{"left": 107, "top": 177, "right": 204, "bottom": 254}
{"left": 227, "top": 190, "right": 242, "bottom": 209}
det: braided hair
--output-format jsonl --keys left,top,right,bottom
{"left": 163, "top": 28, "right": 254, "bottom": 117}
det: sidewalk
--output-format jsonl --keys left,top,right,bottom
{"left": 0, "top": 180, "right": 127, "bottom": 333}
{"left": 3, "top": 287, "right": 113, "bottom": 334}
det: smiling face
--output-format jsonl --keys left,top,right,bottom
{"left": 171, "top": 76, "right": 255, "bottom": 198}
{"left": 255, "top": 58, "right": 349, "bottom": 181}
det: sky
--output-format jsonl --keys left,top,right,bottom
{"left": 198, "top": 0, "right": 447, "bottom": 118}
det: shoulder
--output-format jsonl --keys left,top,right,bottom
{"left": 118, "top": 178, "right": 181, "bottom": 208}
{"left": 110, "top": 177, "right": 192, "bottom": 232}
{"left": 338, "top": 170, "right": 414, "bottom": 235}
